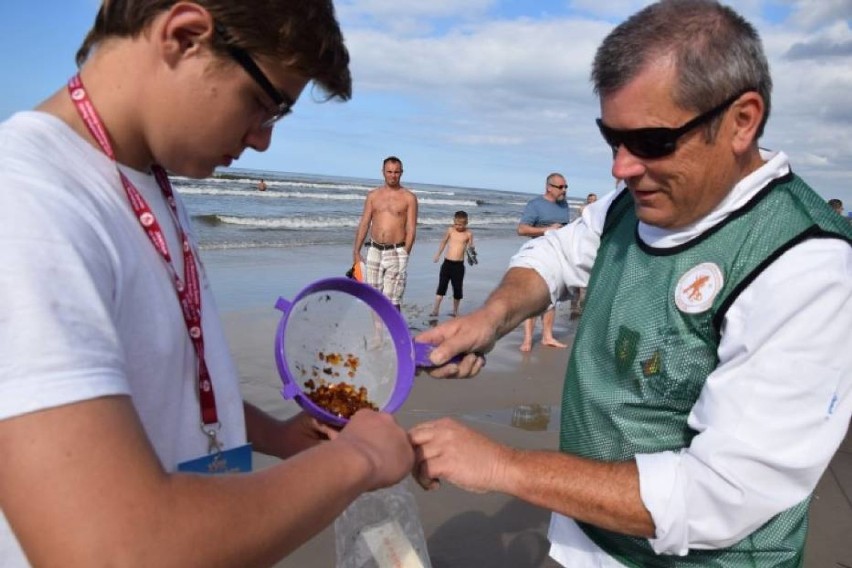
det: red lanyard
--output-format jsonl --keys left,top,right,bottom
{"left": 68, "top": 75, "right": 220, "bottom": 441}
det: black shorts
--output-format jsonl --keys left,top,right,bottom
{"left": 436, "top": 259, "right": 465, "bottom": 299}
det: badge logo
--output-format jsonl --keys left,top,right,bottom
{"left": 615, "top": 326, "right": 640, "bottom": 373}
{"left": 675, "top": 262, "right": 724, "bottom": 314}
{"left": 642, "top": 350, "right": 662, "bottom": 377}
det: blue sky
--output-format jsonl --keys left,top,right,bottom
{"left": 1, "top": 1, "right": 850, "bottom": 207}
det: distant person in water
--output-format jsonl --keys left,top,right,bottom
{"left": 431, "top": 210, "right": 475, "bottom": 318}
{"left": 572, "top": 192, "right": 600, "bottom": 317}
{"left": 828, "top": 198, "right": 843, "bottom": 215}
{"left": 352, "top": 156, "right": 419, "bottom": 310}
{"left": 257, "top": 179, "right": 268, "bottom": 191}
{"left": 581, "top": 192, "right": 598, "bottom": 212}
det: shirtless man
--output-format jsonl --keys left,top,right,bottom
{"left": 352, "top": 156, "right": 419, "bottom": 309}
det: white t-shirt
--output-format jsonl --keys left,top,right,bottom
{"left": 0, "top": 112, "right": 247, "bottom": 565}
{"left": 509, "top": 151, "right": 852, "bottom": 566}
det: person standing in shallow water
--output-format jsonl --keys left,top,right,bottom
{"left": 352, "top": 156, "right": 419, "bottom": 310}
{"left": 517, "top": 172, "right": 570, "bottom": 351}
{"left": 431, "top": 210, "right": 475, "bottom": 318}
{"left": 571, "top": 192, "right": 599, "bottom": 317}
{"left": 0, "top": 2, "right": 413, "bottom": 566}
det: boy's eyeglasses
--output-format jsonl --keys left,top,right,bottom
{"left": 215, "top": 25, "right": 294, "bottom": 129}
{"left": 548, "top": 183, "right": 568, "bottom": 190}
{"left": 595, "top": 90, "right": 751, "bottom": 160}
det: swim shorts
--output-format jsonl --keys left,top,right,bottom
{"left": 436, "top": 259, "right": 464, "bottom": 299}
{"left": 364, "top": 242, "right": 408, "bottom": 306}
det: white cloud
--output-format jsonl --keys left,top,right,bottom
{"left": 783, "top": 19, "right": 852, "bottom": 58}
{"left": 339, "top": 0, "right": 495, "bottom": 19}
{"left": 347, "top": 18, "right": 609, "bottom": 104}
{"left": 337, "top": 0, "right": 496, "bottom": 35}
{"left": 788, "top": 0, "right": 852, "bottom": 30}
{"left": 797, "top": 153, "right": 831, "bottom": 167}
{"left": 757, "top": 13, "right": 852, "bottom": 197}
{"left": 567, "top": 0, "right": 650, "bottom": 18}
{"left": 449, "top": 134, "right": 525, "bottom": 146}
{"left": 326, "top": 1, "right": 852, "bottom": 202}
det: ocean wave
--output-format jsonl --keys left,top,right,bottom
{"left": 176, "top": 186, "right": 476, "bottom": 206}
{"left": 177, "top": 187, "right": 366, "bottom": 201}
{"left": 194, "top": 214, "right": 360, "bottom": 230}
{"left": 418, "top": 197, "right": 481, "bottom": 207}
{"left": 178, "top": 175, "right": 459, "bottom": 197}
{"left": 184, "top": 175, "right": 374, "bottom": 193}
{"left": 194, "top": 213, "right": 520, "bottom": 230}
{"left": 411, "top": 189, "right": 456, "bottom": 196}
{"left": 417, "top": 215, "right": 519, "bottom": 226}
{"left": 199, "top": 240, "right": 329, "bottom": 251}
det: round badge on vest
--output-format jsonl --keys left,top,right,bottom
{"left": 675, "top": 262, "right": 724, "bottom": 314}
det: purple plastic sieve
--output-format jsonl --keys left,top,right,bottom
{"left": 273, "top": 277, "right": 442, "bottom": 427}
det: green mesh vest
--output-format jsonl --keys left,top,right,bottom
{"left": 559, "top": 172, "right": 852, "bottom": 567}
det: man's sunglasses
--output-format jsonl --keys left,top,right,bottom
{"left": 215, "top": 25, "right": 294, "bottom": 129}
{"left": 548, "top": 183, "right": 568, "bottom": 190}
{"left": 595, "top": 90, "right": 751, "bottom": 160}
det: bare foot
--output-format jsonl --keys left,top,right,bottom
{"left": 428, "top": 312, "right": 438, "bottom": 318}
{"left": 450, "top": 312, "right": 458, "bottom": 318}
{"left": 520, "top": 340, "right": 532, "bottom": 352}
{"left": 541, "top": 338, "right": 568, "bottom": 349}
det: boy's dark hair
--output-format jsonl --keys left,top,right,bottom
{"left": 454, "top": 210, "right": 468, "bottom": 220}
{"left": 76, "top": 0, "right": 351, "bottom": 101}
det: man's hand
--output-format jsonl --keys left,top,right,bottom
{"left": 414, "top": 310, "right": 494, "bottom": 378}
{"left": 409, "top": 418, "right": 512, "bottom": 493}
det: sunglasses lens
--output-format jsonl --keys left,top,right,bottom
{"left": 597, "top": 120, "right": 676, "bottom": 160}
{"left": 597, "top": 121, "right": 620, "bottom": 154}
{"left": 627, "top": 130, "right": 675, "bottom": 159}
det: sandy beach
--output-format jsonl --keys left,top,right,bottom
{"left": 202, "top": 236, "right": 851, "bottom": 568}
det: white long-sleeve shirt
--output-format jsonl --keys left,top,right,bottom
{"left": 509, "top": 151, "right": 852, "bottom": 565}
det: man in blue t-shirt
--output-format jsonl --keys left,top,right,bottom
{"left": 517, "top": 172, "right": 571, "bottom": 352}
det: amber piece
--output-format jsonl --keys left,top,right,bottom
{"left": 303, "top": 380, "right": 378, "bottom": 419}
{"left": 302, "top": 352, "right": 374, "bottom": 419}
{"left": 324, "top": 352, "right": 343, "bottom": 365}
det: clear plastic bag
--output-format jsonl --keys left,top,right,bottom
{"left": 334, "top": 479, "right": 433, "bottom": 568}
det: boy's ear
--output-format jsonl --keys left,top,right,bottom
{"left": 157, "top": 3, "right": 215, "bottom": 64}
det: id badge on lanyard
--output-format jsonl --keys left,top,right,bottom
{"left": 68, "top": 74, "right": 251, "bottom": 473}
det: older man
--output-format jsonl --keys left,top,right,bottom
{"left": 517, "top": 172, "right": 571, "bottom": 351}
{"left": 410, "top": 1, "right": 852, "bottom": 566}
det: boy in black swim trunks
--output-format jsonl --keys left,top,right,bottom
{"left": 431, "top": 211, "right": 475, "bottom": 318}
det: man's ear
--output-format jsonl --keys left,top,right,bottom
{"left": 156, "top": 2, "right": 216, "bottom": 64}
{"left": 729, "top": 91, "right": 764, "bottom": 155}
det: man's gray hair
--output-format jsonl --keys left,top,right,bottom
{"left": 591, "top": 0, "right": 772, "bottom": 138}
